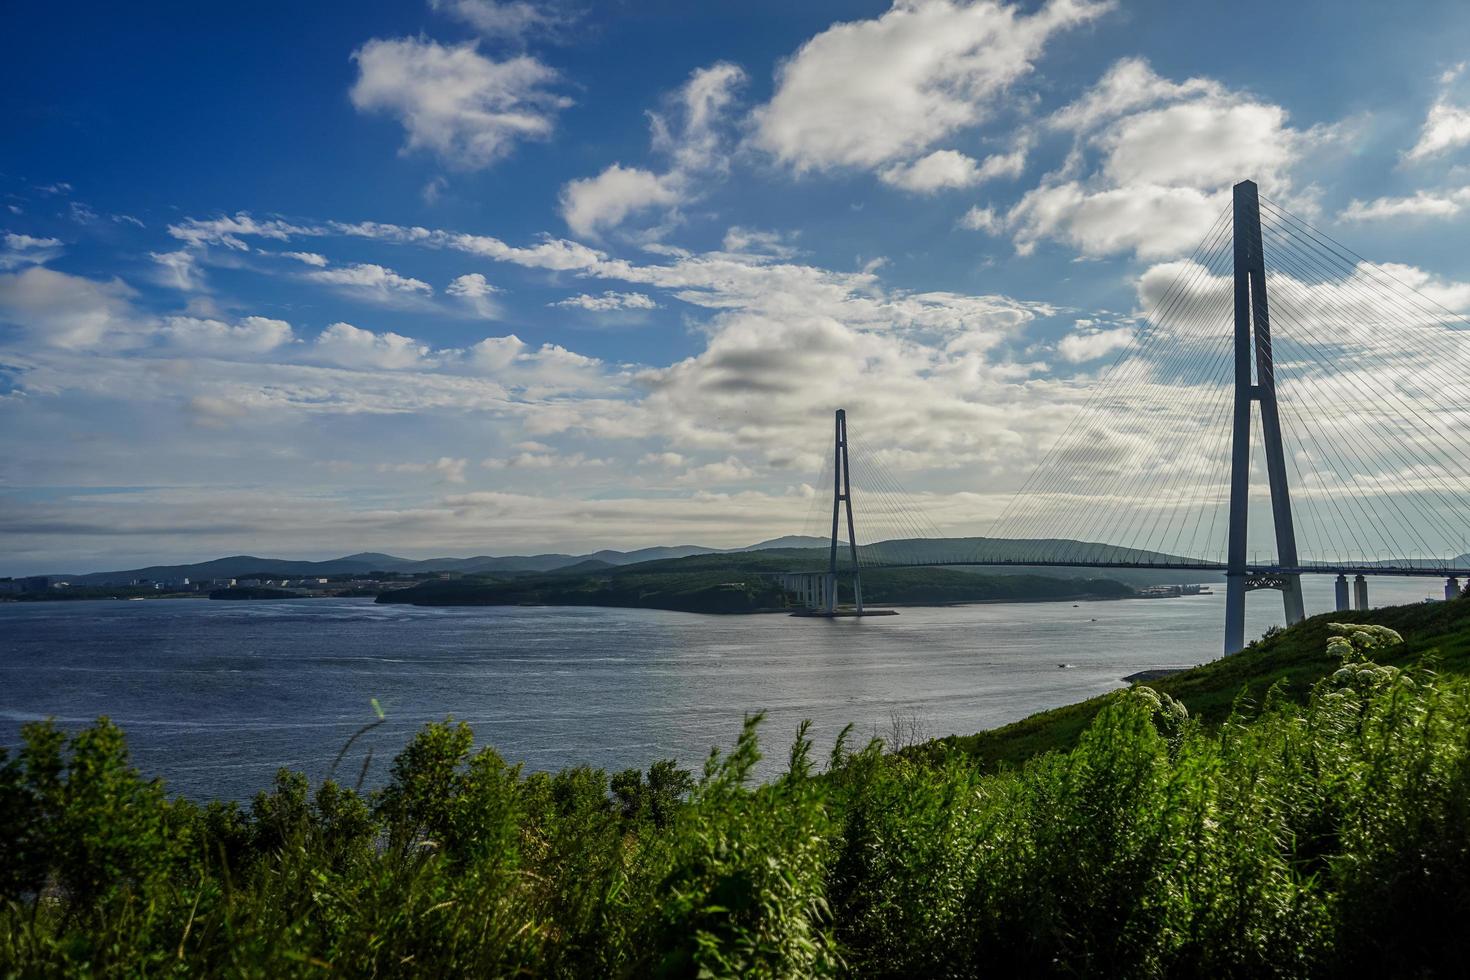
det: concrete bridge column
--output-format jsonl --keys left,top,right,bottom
{"left": 825, "top": 572, "right": 837, "bottom": 613}
{"left": 1353, "top": 574, "right": 1369, "bottom": 611}
{"left": 1335, "top": 574, "right": 1350, "bottom": 612}
{"left": 1448, "top": 577, "right": 1461, "bottom": 601}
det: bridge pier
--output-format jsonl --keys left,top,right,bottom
{"left": 1224, "top": 573, "right": 1246, "bottom": 653}
{"left": 1448, "top": 577, "right": 1461, "bottom": 601}
{"left": 1335, "top": 574, "right": 1350, "bottom": 612}
{"left": 1353, "top": 574, "right": 1369, "bottom": 611}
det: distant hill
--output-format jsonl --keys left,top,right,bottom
{"left": 378, "top": 550, "right": 1135, "bottom": 614}
{"left": 57, "top": 535, "right": 1454, "bottom": 589}
{"left": 54, "top": 538, "right": 826, "bottom": 585}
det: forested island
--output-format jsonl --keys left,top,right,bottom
{"left": 376, "top": 550, "right": 1134, "bottom": 613}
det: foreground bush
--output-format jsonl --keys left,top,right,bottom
{"left": 3, "top": 623, "right": 1469, "bottom": 977}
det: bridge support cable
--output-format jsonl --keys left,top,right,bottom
{"left": 1251, "top": 196, "right": 1470, "bottom": 571}
{"left": 1010, "top": 225, "right": 1236, "bottom": 563}
{"left": 982, "top": 204, "right": 1242, "bottom": 570}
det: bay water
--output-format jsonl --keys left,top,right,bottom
{"left": 0, "top": 576, "right": 1446, "bottom": 800}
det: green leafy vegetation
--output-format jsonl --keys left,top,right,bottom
{"left": 4, "top": 599, "right": 1470, "bottom": 976}
{"left": 937, "top": 592, "right": 1470, "bottom": 771}
{"left": 378, "top": 550, "right": 1133, "bottom": 613}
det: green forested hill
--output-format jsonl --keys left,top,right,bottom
{"left": 377, "top": 549, "right": 1133, "bottom": 612}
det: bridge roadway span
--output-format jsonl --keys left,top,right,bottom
{"left": 857, "top": 560, "right": 1470, "bottom": 578}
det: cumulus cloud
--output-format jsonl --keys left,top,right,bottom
{"left": 559, "top": 62, "right": 745, "bottom": 237}
{"left": 349, "top": 36, "right": 571, "bottom": 170}
{"left": 313, "top": 321, "right": 434, "bottom": 370}
{"left": 1, "top": 233, "right": 63, "bottom": 270}
{"left": 446, "top": 272, "right": 502, "bottom": 317}
{"left": 551, "top": 291, "right": 658, "bottom": 311}
{"left": 752, "top": 0, "right": 1111, "bottom": 174}
{"left": 0, "top": 266, "right": 141, "bottom": 349}
{"left": 159, "top": 316, "right": 295, "bottom": 355}
{"left": 1057, "top": 324, "right": 1132, "bottom": 362}
{"left": 959, "top": 205, "right": 1002, "bottom": 232}
{"left": 305, "top": 263, "right": 433, "bottom": 305}
{"left": 559, "top": 165, "right": 683, "bottom": 238}
{"left": 878, "top": 145, "right": 1028, "bottom": 193}
{"left": 1406, "top": 64, "right": 1470, "bottom": 162}
{"left": 1005, "top": 57, "right": 1327, "bottom": 258}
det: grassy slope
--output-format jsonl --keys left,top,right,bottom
{"left": 933, "top": 594, "right": 1470, "bottom": 771}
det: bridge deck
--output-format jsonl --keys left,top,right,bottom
{"left": 838, "top": 560, "right": 1470, "bottom": 577}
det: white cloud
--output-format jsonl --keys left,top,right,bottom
{"left": 1373, "top": 261, "right": 1470, "bottom": 311}
{"left": 380, "top": 456, "right": 469, "bottom": 483}
{"left": 752, "top": 0, "right": 1111, "bottom": 173}
{"left": 878, "top": 145, "right": 1027, "bottom": 193}
{"left": 330, "top": 220, "right": 604, "bottom": 271}
{"left": 421, "top": 176, "right": 449, "bottom": 205}
{"left": 150, "top": 249, "right": 205, "bottom": 291}
{"left": 306, "top": 263, "right": 433, "bottom": 304}
{"left": 650, "top": 61, "right": 746, "bottom": 174}
{"left": 559, "top": 62, "right": 746, "bottom": 238}
{"left": 1341, "top": 186, "right": 1470, "bottom": 221}
{"left": 313, "top": 321, "right": 434, "bottom": 370}
{"left": 429, "top": 0, "right": 572, "bottom": 41}
{"left": 168, "top": 213, "right": 314, "bottom": 250}
{"left": 165, "top": 210, "right": 607, "bottom": 272}
{"left": 559, "top": 165, "right": 683, "bottom": 238}
{"left": 1057, "top": 325, "right": 1132, "bottom": 362}
{"left": 466, "top": 334, "right": 528, "bottom": 372}
{"left": 674, "top": 455, "right": 757, "bottom": 485}
{"left": 482, "top": 450, "right": 606, "bottom": 469}
{"left": 959, "top": 205, "right": 1002, "bottom": 232}
{"left": 446, "top": 272, "right": 503, "bottom": 317}
{"left": 720, "top": 227, "right": 798, "bottom": 258}
{"left": 1046, "top": 56, "right": 1220, "bottom": 131}
{"left": 1, "top": 233, "right": 64, "bottom": 269}
{"left": 1406, "top": 64, "right": 1470, "bottom": 162}
{"left": 0, "top": 266, "right": 141, "bottom": 349}
{"left": 281, "top": 251, "right": 329, "bottom": 267}
{"left": 159, "top": 316, "right": 296, "bottom": 355}
{"left": 1005, "top": 58, "right": 1326, "bottom": 258}
{"left": 551, "top": 291, "right": 658, "bottom": 311}
{"left": 349, "top": 36, "right": 570, "bottom": 170}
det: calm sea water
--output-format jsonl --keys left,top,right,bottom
{"left": 0, "top": 577, "right": 1448, "bottom": 800}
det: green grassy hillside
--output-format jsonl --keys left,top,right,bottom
{"left": 933, "top": 594, "right": 1470, "bottom": 772}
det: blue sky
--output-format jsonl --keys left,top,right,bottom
{"left": 4, "top": 0, "right": 1470, "bottom": 573}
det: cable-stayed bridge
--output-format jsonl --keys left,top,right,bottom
{"left": 784, "top": 181, "right": 1470, "bottom": 653}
